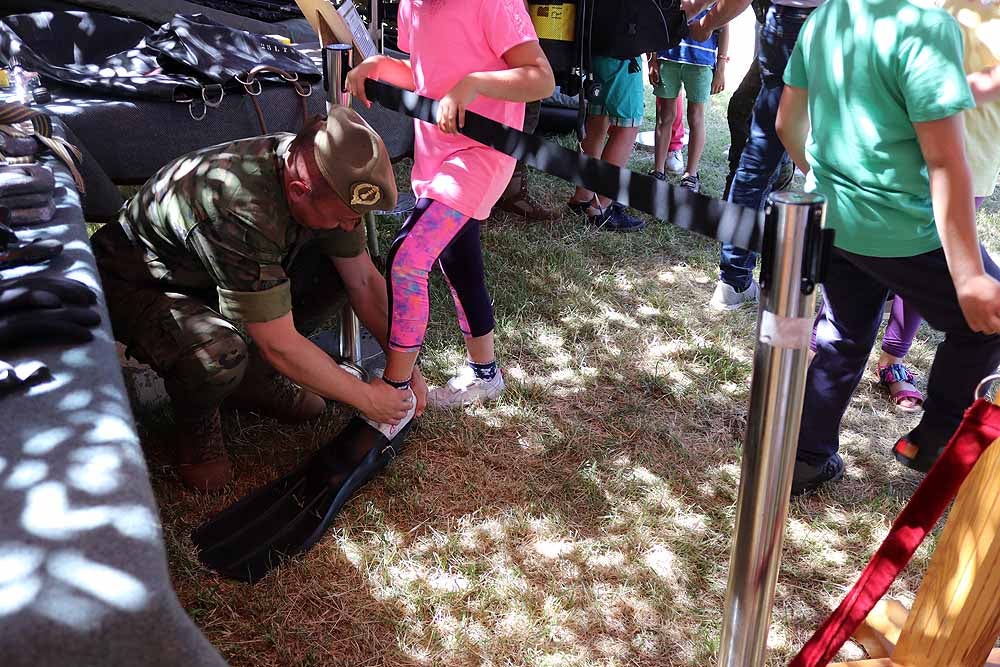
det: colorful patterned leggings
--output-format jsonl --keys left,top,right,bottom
{"left": 385, "top": 199, "right": 494, "bottom": 352}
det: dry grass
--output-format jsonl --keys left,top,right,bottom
{"left": 135, "top": 85, "right": 1000, "bottom": 667}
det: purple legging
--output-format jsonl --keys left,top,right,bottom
{"left": 811, "top": 294, "right": 922, "bottom": 359}
{"left": 385, "top": 198, "right": 494, "bottom": 352}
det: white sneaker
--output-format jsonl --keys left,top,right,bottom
{"left": 709, "top": 280, "right": 760, "bottom": 311}
{"left": 428, "top": 366, "right": 505, "bottom": 408}
{"left": 665, "top": 149, "right": 684, "bottom": 174}
{"left": 362, "top": 389, "right": 416, "bottom": 440}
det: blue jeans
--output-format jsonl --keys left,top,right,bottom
{"left": 720, "top": 4, "right": 815, "bottom": 291}
{"left": 797, "top": 247, "right": 1000, "bottom": 466}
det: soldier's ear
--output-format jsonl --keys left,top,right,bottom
{"left": 287, "top": 179, "right": 311, "bottom": 200}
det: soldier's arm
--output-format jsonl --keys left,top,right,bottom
{"left": 246, "top": 313, "right": 413, "bottom": 425}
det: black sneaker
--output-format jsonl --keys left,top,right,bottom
{"left": 790, "top": 453, "right": 844, "bottom": 497}
{"left": 679, "top": 173, "right": 700, "bottom": 193}
{"left": 590, "top": 203, "right": 647, "bottom": 233}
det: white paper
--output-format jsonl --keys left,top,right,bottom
{"left": 337, "top": 0, "right": 378, "bottom": 58}
{"left": 758, "top": 311, "right": 813, "bottom": 349}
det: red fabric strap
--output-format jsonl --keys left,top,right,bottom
{"left": 789, "top": 398, "right": 1000, "bottom": 667}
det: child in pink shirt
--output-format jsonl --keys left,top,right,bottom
{"left": 349, "top": 0, "right": 554, "bottom": 414}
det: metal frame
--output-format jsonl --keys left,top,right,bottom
{"left": 717, "top": 192, "right": 828, "bottom": 666}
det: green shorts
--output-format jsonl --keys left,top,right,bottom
{"left": 653, "top": 60, "right": 713, "bottom": 104}
{"left": 588, "top": 56, "right": 645, "bottom": 127}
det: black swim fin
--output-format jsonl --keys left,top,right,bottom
{"left": 191, "top": 415, "right": 413, "bottom": 583}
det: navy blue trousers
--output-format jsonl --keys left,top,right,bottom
{"left": 798, "top": 246, "right": 1000, "bottom": 465}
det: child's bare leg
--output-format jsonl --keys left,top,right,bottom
{"left": 571, "top": 115, "right": 612, "bottom": 204}
{"left": 685, "top": 101, "right": 707, "bottom": 175}
{"left": 591, "top": 125, "right": 641, "bottom": 211}
{"left": 653, "top": 97, "right": 677, "bottom": 173}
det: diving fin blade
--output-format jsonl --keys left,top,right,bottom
{"left": 192, "top": 415, "right": 414, "bottom": 583}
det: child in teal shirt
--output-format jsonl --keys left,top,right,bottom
{"left": 775, "top": 0, "right": 1000, "bottom": 494}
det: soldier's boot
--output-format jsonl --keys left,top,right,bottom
{"left": 223, "top": 352, "right": 326, "bottom": 423}
{"left": 496, "top": 168, "right": 561, "bottom": 222}
{"left": 174, "top": 406, "right": 232, "bottom": 492}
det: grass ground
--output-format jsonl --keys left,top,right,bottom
{"left": 135, "top": 81, "right": 1000, "bottom": 667}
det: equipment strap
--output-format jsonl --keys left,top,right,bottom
{"left": 788, "top": 398, "right": 1000, "bottom": 667}
{"left": 364, "top": 79, "right": 763, "bottom": 253}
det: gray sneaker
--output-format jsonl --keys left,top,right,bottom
{"left": 428, "top": 366, "right": 505, "bottom": 408}
{"left": 709, "top": 279, "right": 760, "bottom": 311}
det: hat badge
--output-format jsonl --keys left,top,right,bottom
{"left": 350, "top": 182, "right": 381, "bottom": 207}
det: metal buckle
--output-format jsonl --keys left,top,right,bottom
{"left": 974, "top": 374, "right": 1000, "bottom": 402}
{"left": 188, "top": 99, "right": 207, "bottom": 121}
{"left": 202, "top": 84, "right": 225, "bottom": 108}
{"left": 293, "top": 81, "right": 312, "bottom": 97}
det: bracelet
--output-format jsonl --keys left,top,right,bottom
{"left": 717, "top": 55, "right": 731, "bottom": 63}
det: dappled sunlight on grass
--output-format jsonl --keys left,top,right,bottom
{"left": 135, "top": 83, "right": 1000, "bottom": 667}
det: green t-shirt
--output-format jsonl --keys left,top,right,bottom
{"left": 784, "top": 0, "right": 975, "bottom": 257}
{"left": 121, "top": 134, "right": 366, "bottom": 323}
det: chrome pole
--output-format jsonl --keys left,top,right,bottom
{"left": 323, "top": 44, "right": 367, "bottom": 378}
{"left": 718, "top": 192, "right": 828, "bottom": 667}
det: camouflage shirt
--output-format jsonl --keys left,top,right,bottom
{"left": 120, "top": 134, "right": 366, "bottom": 323}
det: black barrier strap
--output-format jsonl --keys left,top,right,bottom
{"left": 364, "top": 79, "right": 764, "bottom": 253}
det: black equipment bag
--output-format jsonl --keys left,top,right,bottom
{"left": 589, "top": 0, "right": 688, "bottom": 60}
{"left": 143, "top": 13, "right": 320, "bottom": 89}
{"left": 528, "top": 0, "right": 686, "bottom": 96}
{"left": 0, "top": 11, "right": 319, "bottom": 113}
{"left": 0, "top": 12, "right": 202, "bottom": 104}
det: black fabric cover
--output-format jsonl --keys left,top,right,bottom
{"left": 589, "top": 0, "right": 687, "bottom": 59}
{"left": 0, "top": 11, "right": 319, "bottom": 103}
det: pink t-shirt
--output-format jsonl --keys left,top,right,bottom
{"left": 397, "top": 0, "right": 537, "bottom": 220}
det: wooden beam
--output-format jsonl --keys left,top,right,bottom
{"left": 827, "top": 649, "right": 1000, "bottom": 667}
{"left": 852, "top": 599, "right": 909, "bottom": 659}
{"left": 292, "top": 0, "right": 356, "bottom": 47}
{"left": 891, "top": 431, "right": 1000, "bottom": 666}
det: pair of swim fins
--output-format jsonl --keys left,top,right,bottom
{"left": 191, "top": 414, "right": 413, "bottom": 583}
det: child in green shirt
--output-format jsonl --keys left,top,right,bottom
{"left": 775, "top": 0, "right": 1000, "bottom": 494}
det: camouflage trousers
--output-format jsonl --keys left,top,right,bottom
{"left": 92, "top": 221, "right": 346, "bottom": 412}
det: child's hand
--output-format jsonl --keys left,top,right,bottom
{"left": 956, "top": 274, "right": 1000, "bottom": 334}
{"left": 437, "top": 75, "right": 479, "bottom": 134}
{"left": 346, "top": 56, "right": 382, "bottom": 107}
{"left": 648, "top": 62, "right": 660, "bottom": 86}
{"left": 712, "top": 67, "right": 726, "bottom": 94}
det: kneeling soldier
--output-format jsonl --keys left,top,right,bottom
{"left": 93, "top": 108, "right": 426, "bottom": 491}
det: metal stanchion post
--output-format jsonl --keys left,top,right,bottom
{"left": 323, "top": 43, "right": 366, "bottom": 378}
{"left": 717, "top": 192, "right": 830, "bottom": 667}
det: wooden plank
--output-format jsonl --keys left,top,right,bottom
{"left": 828, "top": 649, "right": 1000, "bottom": 667}
{"left": 292, "top": 0, "right": 356, "bottom": 47}
{"left": 891, "top": 434, "right": 1000, "bottom": 666}
{"left": 853, "top": 599, "right": 909, "bottom": 659}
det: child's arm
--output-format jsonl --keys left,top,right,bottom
{"left": 437, "top": 41, "right": 555, "bottom": 134}
{"left": 916, "top": 114, "right": 1000, "bottom": 333}
{"left": 776, "top": 84, "right": 811, "bottom": 175}
{"left": 346, "top": 55, "right": 416, "bottom": 107}
{"left": 969, "top": 64, "right": 1000, "bottom": 105}
{"left": 647, "top": 53, "right": 660, "bottom": 87}
{"left": 712, "top": 25, "right": 730, "bottom": 94}
{"left": 690, "top": 0, "right": 751, "bottom": 42}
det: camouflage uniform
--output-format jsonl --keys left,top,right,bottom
{"left": 92, "top": 134, "right": 366, "bottom": 412}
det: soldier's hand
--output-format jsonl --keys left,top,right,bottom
{"left": 410, "top": 366, "right": 428, "bottom": 417}
{"left": 362, "top": 377, "right": 414, "bottom": 425}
